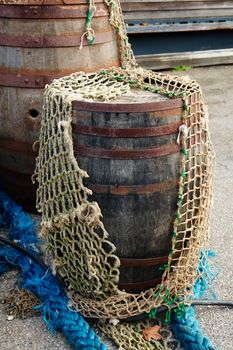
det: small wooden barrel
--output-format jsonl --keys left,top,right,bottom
{"left": 0, "top": 0, "right": 120, "bottom": 210}
{"left": 72, "top": 90, "right": 183, "bottom": 292}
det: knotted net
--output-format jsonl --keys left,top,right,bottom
{"left": 32, "top": 1, "right": 214, "bottom": 349}
{"left": 33, "top": 66, "right": 214, "bottom": 315}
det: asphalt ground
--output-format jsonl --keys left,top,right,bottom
{"left": 0, "top": 65, "right": 233, "bottom": 350}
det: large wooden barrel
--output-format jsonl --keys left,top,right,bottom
{"left": 72, "top": 90, "right": 183, "bottom": 292}
{"left": 0, "top": 0, "right": 120, "bottom": 210}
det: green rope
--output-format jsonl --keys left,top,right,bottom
{"left": 85, "top": 0, "right": 95, "bottom": 46}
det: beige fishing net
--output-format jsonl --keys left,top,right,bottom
{"left": 3, "top": 287, "right": 40, "bottom": 319}
{"left": 31, "top": 0, "right": 214, "bottom": 349}
{"left": 97, "top": 318, "right": 184, "bottom": 350}
{"left": 33, "top": 66, "right": 214, "bottom": 317}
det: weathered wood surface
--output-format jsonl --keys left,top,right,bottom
{"left": 121, "top": 0, "right": 233, "bottom": 2}
{"left": 136, "top": 48, "right": 233, "bottom": 70}
{"left": 121, "top": 1, "right": 233, "bottom": 11}
{"left": 123, "top": 9, "right": 233, "bottom": 20}
{"left": 72, "top": 90, "right": 183, "bottom": 291}
{"left": 121, "top": 0, "right": 233, "bottom": 33}
{"left": 0, "top": 2, "right": 120, "bottom": 210}
{"left": 126, "top": 21, "right": 233, "bottom": 34}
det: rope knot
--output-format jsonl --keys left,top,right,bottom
{"left": 76, "top": 202, "right": 103, "bottom": 227}
{"left": 177, "top": 124, "right": 188, "bottom": 145}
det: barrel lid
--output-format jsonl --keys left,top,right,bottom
{"left": 72, "top": 89, "right": 183, "bottom": 113}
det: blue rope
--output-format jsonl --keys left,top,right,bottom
{"left": 0, "top": 189, "right": 219, "bottom": 350}
{"left": 0, "top": 190, "right": 107, "bottom": 350}
{"left": 172, "top": 253, "right": 219, "bottom": 350}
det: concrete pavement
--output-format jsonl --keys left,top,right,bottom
{"left": 0, "top": 65, "right": 233, "bottom": 350}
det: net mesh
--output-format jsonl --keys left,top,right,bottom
{"left": 31, "top": 0, "right": 214, "bottom": 348}
{"left": 3, "top": 288, "right": 40, "bottom": 319}
{"left": 98, "top": 319, "right": 184, "bottom": 350}
{"left": 33, "top": 67, "right": 214, "bottom": 322}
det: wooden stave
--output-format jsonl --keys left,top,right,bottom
{"left": 72, "top": 99, "right": 183, "bottom": 291}
{"left": 0, "top": 4, "right": 108, "bottom": 19}
{"left": 0, "top": 3, "right": 120, "bottom": 209}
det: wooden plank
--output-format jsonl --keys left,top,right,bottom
{"left": 122, "top": 0, "right": 233, "bottom": 33}
{"left": 135, "top": 48, "right": 233, "bottom": 70}
{"left": 123, "top": 9, "right": 233, "bottom": 20}
{"left": 121, "top": 1, "right": 233, "bottom": 11}
{"left": 121, "top": 0, "right": 233, "bottom": 3}
{"left": 126, "top": 20, "right": 233, "bottom": 33}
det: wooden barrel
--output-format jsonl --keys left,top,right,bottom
{"left": 72, "top": 90, "right": 183, "bottom": 292}
{"left": 0, "top": 0, "right": 120, "bottom": 210}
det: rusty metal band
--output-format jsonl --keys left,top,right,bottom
{"left": 0, "top": 30, "right": 114, "bottom": 48}
{"left": 120, "top": 251, "right": 180, "bottom": 267}
{"left": 0, "top": 169, "right": 36, "bottom": 212}
{"left": 73, "top": 108, "right": 184, "bottom": 122}
{"left": 0, "top": 0, "right": 103, "bottom": 4}
{"left": 0, "top": 71, "right": 55, "bottom": 88}
{"left": 88, "top": 178, "right": 178, "bottom": 195}
{"left": 0, "top": 167, "right": 35, "bottom": 186}
{"left": 0, "top": 138, "right": 35, "bottom": 155}
{"left": 73, "top": 120, "right": 181, "bottom": 138}
{"left": 0, "top": 4, "right": 108, "bottom": 19}
{"left": 0, "top": 170, "right": 34, "bottom": 189}
{"left": 0, "top": 59, "right": 120, "bottom": 88}
{"left": 73, "top": 98, "right": 183, "bottom": 113}
{"left": 118, "top": 278, "right": 161, "bottom": 292}
{"left": 75, "top": 142, "right": 181, "bottom": 160}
